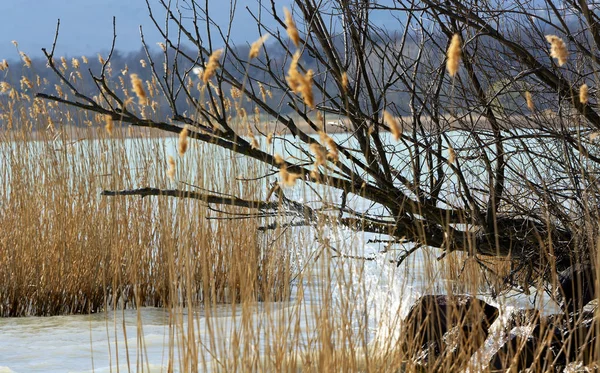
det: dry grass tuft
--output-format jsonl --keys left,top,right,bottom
{"left": 546, "top": 35, "right": 568, "bottom": 66}
{"left": 446, "top": 33, "right": 462, "bottom": 77}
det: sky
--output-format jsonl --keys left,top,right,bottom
{"left": 0, "top": 0, "right": 283, "bottom": 59}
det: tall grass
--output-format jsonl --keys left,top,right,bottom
{"left": 0, "top": 87, "right": 292, "bottom": 317}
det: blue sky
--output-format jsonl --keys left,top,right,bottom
{"left": 0, "top": 0, "right": 285, "bottom": 59}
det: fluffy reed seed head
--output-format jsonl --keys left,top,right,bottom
{"left": 167, "top": 156, "right": 176, "bottom": 181}
{"left": 319, "top": 131, "right": 339, "bottom": 162}
{"left": 20, "top": 52, "right": 31, "bottom": 68}
{"left": 341, "top": 72, "right": 349, "bottom": 92}
{"left": 448, "top": 146, "right": 456, "bottom": 165}
{"left": 274, "top": 153, "right": 300, "bottom": 187}
{"left": 284, "top": 7, "right": 300, "bottom": 48}
{"left": 286, "top": 51, "right": 315, "bottom": 109}
{"left": 71, "top": 58, "right": 80, "bottom": 69}
{"left": 267, "top": 133, "right": 274, "bottom": 145}
{"left": 249, "top": 35, "right": 269, "bottom": 59}
{"left": 81, "top": 55, "right": 88, "bottom": 64}
{"left": 545, "top": 35, "right": 568, "bottom": 66}
{"left": 104, "top": 114, "right": 114, "bottom": 135}
{"left": 580, "top": 84, "right": 589, "bottom": 104}
{"left": 0, "top": 60, "right": 8, "bottom": 71}
{"left": 525, "top": 91, "right": 535, "bottom": 111}
{"left": 310, "top": 143, "right": 328, "bottom": 168}
{"left": 202, "top": 49, "right": 223, "bottom": 84}
{"left": 178, "top": 127, "right": 189, "bottom": 156}
{"left": 446, "top": 34, "right": 462, "bottom": 77}
{"left": 383, "top": 110, "right": 402, "bottom": 140}
{"left": 130, "top": 74, "right": 148, "bottom": 105}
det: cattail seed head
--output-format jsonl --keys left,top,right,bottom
{"left": 580, "top": 83, "right": 589, "bottom": 104}
{"left": 446, "top": 34, "right": 462, "bottom": 77}
{"left": 545, "top": 35, "right": 568, "bottom": 66}
{"left": 130, "top": 74, "right": 148, "bottom": 105}
{"left": 202, "top": 49, "right": 223, "bottom": 83}
{"left": 249, "top": 35, "right": 269, "bottom": 59}
{"left": 178, "top": 127, "right": 189, "bottom": 156}
{"left": 383, "top": 110, "right": 402, "bottom": 140}
{"left": 525, "top": 91, "right": 535, "bottom": 111}
{"left": 284, "top": 7, "right": 300, "bottom": 48}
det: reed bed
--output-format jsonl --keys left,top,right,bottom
{"left": 0, "top": 89, "right": 292, "bottom": 317}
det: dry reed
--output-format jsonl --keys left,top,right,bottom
{"left": 546, "top": 35, "right": 568, "bottom": 66}
{"left": 284, "top": 7, "right": 300, "bottom": 48}
{"left": 446, "top": 33, "right": 462, "bottom": 77}
{"left": 202, "top": 49, "right": 224, "bottom": 83}
{"left": 580, "top": 83, "right": 589, "bottom": 104}
{"left": 383, "top": 110, "right": 402, "bottom": 140}
{"left": 526, "top": 90, "right": 535, "bottom": 111}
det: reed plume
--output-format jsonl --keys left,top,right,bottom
{"left": 202, "top": 49, "right": 223, "bottom": 84}
{"left": 446, "top": 34, "right": 462, "bottom": 77}
{"left": 319, "top": 131, "right": 339, "bottom": 162}
{"left": 20, "top": 52, "right": 31, "bottom": 68}
{"left": 448, "top": 146, "right": 456, "bottom": 165}
{"left": 130, "top": 74, "right": 148, "bottom": 105}
{"left": 286, "top": 51, "right": 315, "bottom": 109}
{"left": 0, "top": 59, "right": 8, "bottom": 71}
{"left": 545, "top": 35, "right": 568, "bottom": 66}
{"left": 167, "top": 156, "right": 176, "bottom": 181}
{"left": 310, "top": 143, "right": 327, "bottom": 168}
{"left": 104, "top": 114, "right": 114, "bottom": 135}
{"left": 249, "top": 35, "right": 269, "bottom": 59}
{"left": 178, "top": 127, "right": 189, "bottom": 156}
{"left": 383, "top": 110, "right": 402, "bottom": 140}
{"left": 580, "top": 84, "right": 589, "bottom": 104}
{"left": 284, "top": 7, "right": 300, "bottom": 48}
{"left": 525, "top": 91, "right": 535, "bottom": 111}
{"left": 274, "top": 153, "right": 300, "bottom": 187}
{"left": 341, "top": 72, "right": 349, "bottom": 92}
